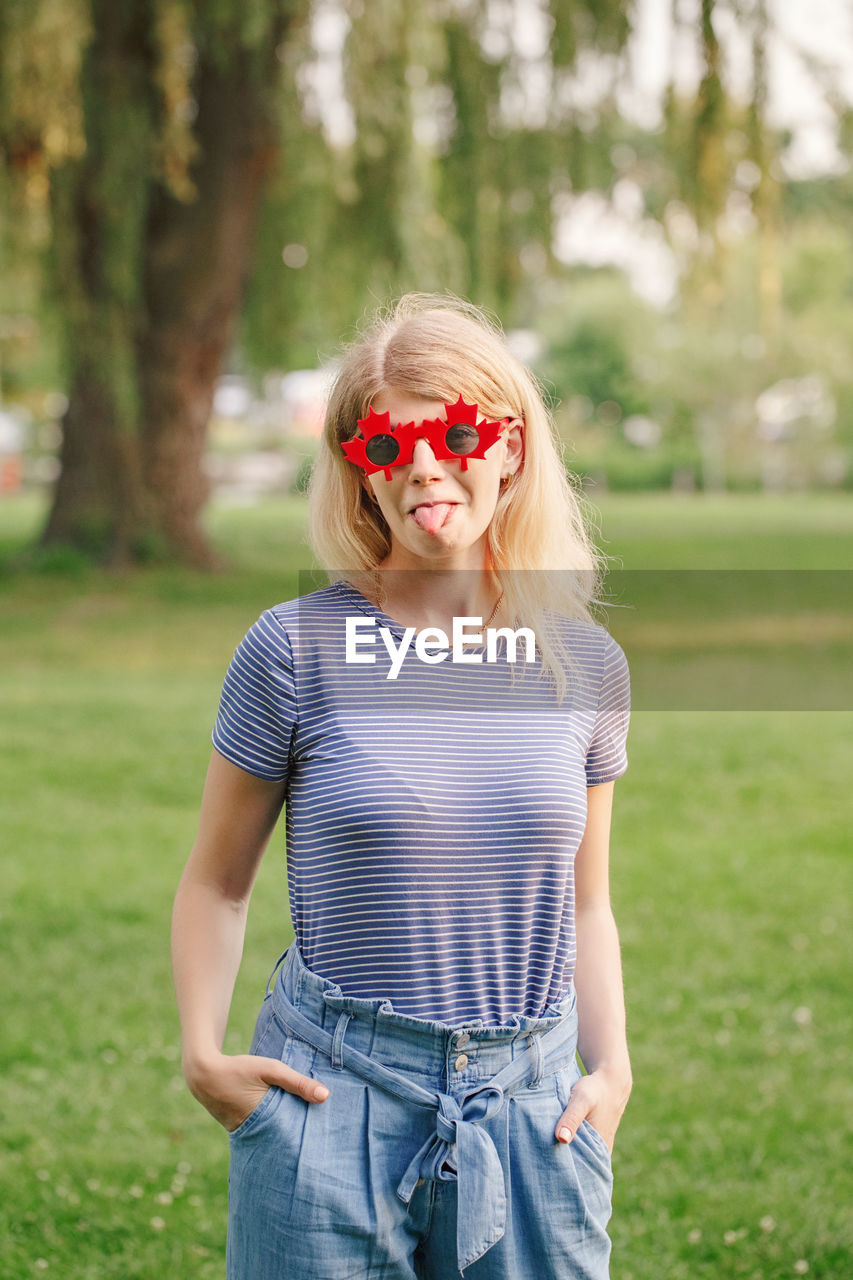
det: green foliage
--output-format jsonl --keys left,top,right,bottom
{"left": 194, "top": 0, "right": 292, "bottom": 55}
{"left": 0, "top": 0, "right": 90, "bottom": 170}
{"left": 570, "top": 442, "right": 704, "bottom": 492}
{"left": 241, "top": 0, "right": 636, "bottom": 358}
{"left": 782, "top": 217, "right": 853, "bottom": 314}
{"left": 2, "top": 0, "right": 853, "bottom": 518}
{"left": 290, "top": 453, "right": 314, "bottom": 495}
{"left": 547, "top": 0, "right": 631, "bottom": 70}
{"left": 539, "top": 315, "right": 648, "bottom": 417}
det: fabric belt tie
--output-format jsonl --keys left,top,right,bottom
{"left": 273, "top": 987, "right": 578, "bottom": 1273}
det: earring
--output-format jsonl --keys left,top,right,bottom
{"left": 500, "top": 473, "right": 513, "bottom": 489}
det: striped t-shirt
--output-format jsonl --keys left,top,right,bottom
{"left": 212, "top": 579, "right": 630, "bottom": 1026}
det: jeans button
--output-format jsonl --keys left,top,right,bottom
{"left": 454, "top": 1053, "right": 469, "bottom": 1070}
{"left": 454, "top": 1032, "right": 471, "bottom": 1048}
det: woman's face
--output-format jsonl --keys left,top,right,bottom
{"left": 363, "top": 386, "right": 524, "bottom": 570}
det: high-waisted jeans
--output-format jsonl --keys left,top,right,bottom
{"left": 226, "top": 944, "right": 613, "bottom": 1279}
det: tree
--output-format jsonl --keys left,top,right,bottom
{"left": 4, "top": 0, "right": 640, "bottom": 564}
{"left": 5, "top": 0, "right": 850, "bottom": 537}
{"left": 242, "top": 0, "right": 640, "bottom": 368}
{"left": 1, "top": 0, "right": 308, "bottom": 566}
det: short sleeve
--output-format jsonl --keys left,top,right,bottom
{"left": 211, "top": 610, "right": 296, "bottom": 782}
{"left": 585, "top": 630, "right": 630, "bottom": 786}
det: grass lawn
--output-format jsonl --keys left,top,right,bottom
{"left": 1, "top": 490, "right": 850, "bottom": 1278}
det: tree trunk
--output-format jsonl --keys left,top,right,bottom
{"left": 138, "top": 50, "right": 280, "bottom": 568}
{"left": 39, "top": 360, "right": 154, "bottom": 564}
{"left": 39, "top": 0, "right": 158, "bottom": 565}
{"left": 40, "top": 4, "right": 287, "bottom": 567}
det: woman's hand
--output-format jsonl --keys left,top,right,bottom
{"left": 554, "top": 1065, "right": 632, "bottom": 1154}
{"left": 185, "top": 1052, "right": 330, "bottom": 1133}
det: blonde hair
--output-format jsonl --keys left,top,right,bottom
{"left": 307, "top": 292, "right": 608, "bottom": 701}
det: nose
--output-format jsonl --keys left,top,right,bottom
{"left": 408, "top": 436, "right": 446, "bottom": 483}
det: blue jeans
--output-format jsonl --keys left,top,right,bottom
{"left": 227, "top": 944, "right": 612, "bottom": 1279}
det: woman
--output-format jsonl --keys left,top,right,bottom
{"left": 171, "top": 293, "right": 632, "bottom": 1279}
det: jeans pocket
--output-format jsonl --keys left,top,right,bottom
{"left": 229, "top": 1004, "right": 296, "bottom": 1141}
{"left": 227, "top": 1083, "right": 284, "bottom": 1140}
{"left": 580, "top": 1118, "right": 612, "bottom": 1165}
{"left": 554, "top": 1064, "right": 613, "bottom": 1172}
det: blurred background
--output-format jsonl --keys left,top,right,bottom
{"left": 1, "top": 3, "right": 851, "bottom": 1279}
{"left": 1, "top": 0, "right": 853, "bottom": 563}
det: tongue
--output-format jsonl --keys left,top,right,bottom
{"left": 412, "top": 503, "right": 453, "bottom": 533}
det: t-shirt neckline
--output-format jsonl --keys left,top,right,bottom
{"left": 331, "top": 578, "right": 407, "bottom": 637}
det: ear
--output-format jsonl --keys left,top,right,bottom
{"left": 503, "top": 418, "right": 525, "bottom": 476}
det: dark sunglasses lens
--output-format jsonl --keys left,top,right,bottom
{"left": 365, "top": 434, "right": 400, "bottom": 466}
{"left": 445, "top": 424, "right": 479, "bottom": 456}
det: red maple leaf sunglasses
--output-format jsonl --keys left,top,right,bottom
{"left": 341, "top": 395, "right": 509, "bottom": 480}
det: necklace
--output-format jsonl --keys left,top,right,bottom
{"left": 484, "top": 591, "right": 504, "bottom": 627}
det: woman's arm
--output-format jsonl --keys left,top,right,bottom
{"left": 171, "top": 749, "right": 328, "bottom": 1131}
{"left": 554, "top": 780, "right": 632, "bottom": 1153}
